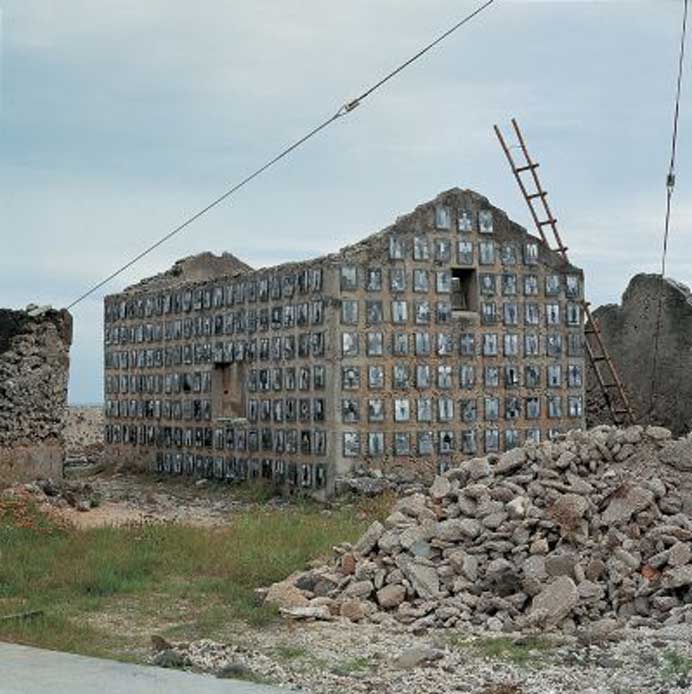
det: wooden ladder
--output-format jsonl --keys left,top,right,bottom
{"left": 494, "top": 118, "right": 635, "bottom": 426}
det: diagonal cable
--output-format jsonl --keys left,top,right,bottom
{"left": 67, "top": 0, "right": 497, "bottom": 309}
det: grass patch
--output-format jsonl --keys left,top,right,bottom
{"left": 330, "top": 655, "right": 373, "bottom": 676}
{"left": 0, "top": 496, "right": 376, "bottom": 661}
{"left": 661, "top": 649, "right": 692, "bottom": 684}
{"left": 449, "top": 635, "right": 554, "bottom": 668}
{"left": 274, "top": 643, "right": 309, "bottom": 660}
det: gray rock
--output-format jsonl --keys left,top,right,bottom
{"left": 495, "top": 448, "right": 526, "bottom": 475}
{"left": 429, "top": 475, "right": 451, "bottom": 500}
{"left": 531, "top": 576, "right": 579, "bottom": 626}
{"left": 602, "top": 486, "right": 654, "bottom": 524}
{"left": 668, "top": 542, "right": 691, "bottom": 567}
{"left": 376, "top": 584, "right": 406, "bottom": 609}
{"left": 436, "top": 518, "right": 480, "bottom": 541}
{"left": 666, "top": 565, "right": 692, "bottom": 589}
{"left": 545, "top": 550, "right": 577, "bottom": 578}
{"left": 391, "top": 646, "right": 444, "bottom": 670}
{"left": 344, "top": 580, "right": 374, "bottom": 598}
{"left": 464, "top": 457, "right": 492, "bottom": 480}
{"left": 355, "top": 521, "right": 384, "bottom": 555}
{"left": 658, "top": 437, "right": 692, "bottom": 472}
{"left": 448, "top": 550, "right": 478, "bottom": 582}
{"left": 397, "top": 557, "right": 440, "bottom": 599}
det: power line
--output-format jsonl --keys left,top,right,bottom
{"left": 650, "top": 0, "right": 689, "bottom": 412}
{"left": 67, "top": 0, "right": 497, "bottom": 310}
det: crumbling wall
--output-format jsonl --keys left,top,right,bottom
{"left": 0, "top": 306, "right": 73, "bottom": 485}
{"left": 587, "top": 273, "right": 692, "bottom": 435}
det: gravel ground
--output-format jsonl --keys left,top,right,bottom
{"left": 156, "top": 620, "right": 692, "bottom": 694}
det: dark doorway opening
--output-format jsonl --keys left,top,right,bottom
{"left": 451, "top": 268, "right": 478, "bottom": 312}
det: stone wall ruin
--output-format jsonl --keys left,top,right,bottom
{"left": 0, "top": 306, "right": 73, "bottom": 485}
{"left": 587, "top": 274, "right": 692, "bottom": 436}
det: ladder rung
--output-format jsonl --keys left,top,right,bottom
{"left": 539, "top": 218, "right": 558, "bottom": 226}
{"left": 591, "top": 356, "right": 608, "bottom": 362}
{"left": 515, "top": 163, "right": 540, "bottom": 173}
{"left": 527, "top": 191, "right": 547, "bottom": 200}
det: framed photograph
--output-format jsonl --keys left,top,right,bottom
{"left": 393, "top": 364, "right": 410, "bottom": 389}
{"left": 547, "top": 396, "right": 562, "bottom": 418}
{"left": 394, "top": 432, "right": 411, "bottom": 456}
{"left": 437, "top": 365, "right": 453, "bottom": 388}
{"left": 341, "top": 300, "right": 359, "bottom": 324}
{"left": 524, "top": 242, "right": 538, "bottom": 265}
{"left": 479, "top": 240, "right": 495, "bottom": 265}
{"left": 413, "top": 269, "right": 429, "bottom": 292}
{"left": 414, "top": 236, "right": 430, "bottom": 260}
{"left": 416, "top": 364, "right": 431, "bottom": 388}
{"left": 485, "top": 396, "right": 500, "bottom": 421}
{"left": 417, "top": 397, "right": 432, "bottom": 422}
{"left": 368, "top": 432, "right": 385, "bottom": 456}
{"left": 458, "top": 209, "right": 474, "bottom": 232}
{"left": 389, "top": 235, "right": 405, "bottom": 259}
{"left": 480, "top": 273, "right": 496, "bottom": 296}
{"left": 366, "top": 268, "right": 383, "bottom": 291}
{"left": 392, "top": 332, "right": 409, "bottom": 355}
{"left": 431, "top": 269, "right": 449, "bottom": 296}
{"left": 460, "top": 333, "right": 475, "bottom": 356}
{"left": 342, "top": 399, "right": 360, "bottom": 423}
{"left": 526, "top": 396, "right": 541, "bottom": 419}
{"left": 368, "top": 365, "right": 384, "bottom": 389}
{"left": 435, "top": 238, "right": 451, "bottom": 261}
{"left": 342, "top": 366, "right": 360, "bottom": 389}
{"left": 394, "top": 398, "right": 410, "bottom": 422}
{"left": 367, "top": 332, "right": 384, "bottom": 356}
{"left": 340, "top": 266, "right": 358, "bottom": 291}
{"left": 460, "top": 365, "right": 475, "bottom": 388}
{"left": 366, "top": 301, "right": 383, "bottom": 324}
{"left": 501, "top": 244, "right": 517, "bottom": 265}
{"left": 545, "top": 274, "right": 561, "bottom": 296}
{"left": 415, "top": 300, "right": 431, "bottom": 325}
{"left": 479, "top": 209, "right": 494, "bottom": 234}
{"left": 343, "top": 432, "right": 361, "bottom": 457}
{"left": 390, "top": 268, "right": 406, "bottom": 292}
{"left": 458, "top": 239, "right": 474, "bottom": 264}
{"left": 368, "top": 399, "right": 385, "bottom": 422}
{"left": 462, "top": 430, "right": 477, "bottom": 454}
{"left": 392, "top": 300, "right": 408, "bottom": 323}
{"left": 418, "top": 431, "right": 434, "bottom": 455}
{"left": 435, "top": 204, "right": 452, "bottom": 229}
{"left": 415, "top": 332, "right": 431, "bottom": 355}
{"left": 461, "top": 399, "right": 477, "bottom": 422}
{"left": 438, "top": 397, "right": 454, "bottom": 421}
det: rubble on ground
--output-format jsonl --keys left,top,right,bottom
{"left": 1, "top": 478, "right": 102, "bottom": 512}
{"left": 262, "top": 425, "right": 692, "bottom": 634}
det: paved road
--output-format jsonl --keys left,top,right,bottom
{"left": 0, "top": 642, "right": 286, "bottom": 694}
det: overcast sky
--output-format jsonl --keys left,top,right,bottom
{"left": 1, "top": 0, "right": 690, "bottom": 403}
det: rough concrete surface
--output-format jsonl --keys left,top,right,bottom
{"left": 587, "top": 274, "right": 692, "bottom": 435}
{"left": 0, "top": 642, "right": 283, "bottom": 694}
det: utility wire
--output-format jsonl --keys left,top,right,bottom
{"left": 650, "top": 0, "right": 689, "bottom": 411}
{"left": 67, "top": 0, "right": 497, "bottom": 310}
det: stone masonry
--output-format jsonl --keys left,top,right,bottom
{"left": 103, "top": 187, "right": 586, "bottom": 496}
{"left": 0, "top": 305, "right": 73, "bottom": 485}
{"left": 587, "top": 273, "right": 692, "bottom": 435}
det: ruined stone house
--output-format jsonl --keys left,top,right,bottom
{"left": 0, "top": 306, "right": 73, "bottom": 484}
{"left": 103, "top": 188, "right": 586, "bottom": 495}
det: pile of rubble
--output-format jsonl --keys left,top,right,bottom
{"left": 2, "top": 478, "right": 102, "bottom": 512}
{"left": 262, "top": 425, "right": 692, "bottom": 635}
